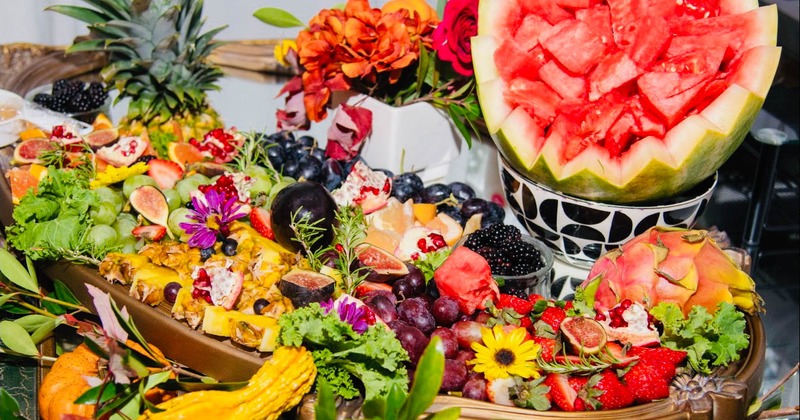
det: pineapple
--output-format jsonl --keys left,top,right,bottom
{"left": 48, "top": 0, "right": 225, "bottom": 147}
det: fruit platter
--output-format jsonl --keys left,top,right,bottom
{"left": 0, "top": 0, "right": 784, "bottom": 418}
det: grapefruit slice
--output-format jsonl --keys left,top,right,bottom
{"left": 6, "top": 164, "right": 47, "bottom": 204}
{"left": 167, "top": 142, "right": 205, "bottom": 169}
{"left": 13, "top": 138, "right": 57, "bottom": 164}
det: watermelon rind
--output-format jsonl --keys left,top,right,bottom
{"left": 472, "top": 0, "right": 781, "bottom": 204}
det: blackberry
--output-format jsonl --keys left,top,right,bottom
{"left": 464, "top": 223, "right": 522, "bottom": 249}
{"left": 32, "top": 93, "right": 53, "bottom": 108}
{"left": 501, "top": 286, "right": 529, "bottom": 300}
{"left": 135, "top": 155, "right": 157, "bottom": 164}
{"left": 52, "top": 79, "right": 82, "bottom": 97}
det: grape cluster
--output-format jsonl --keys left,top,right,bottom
{"left": 33, "top": 79, "right": 108, "bottom": 114}
{"left": 258, "top": 131, "right": 367, "bottom": 191}
{"left": 463, "top": 224, "right": 544, "bottom": 277}
{"left": 390, "top": 174, "right": 505, "bottom": 228}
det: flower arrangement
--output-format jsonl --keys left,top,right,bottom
{"left": 254, "top": 0, "right": 481, "bottom": 159}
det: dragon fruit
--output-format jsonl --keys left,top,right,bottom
{"left": 581, "top": 227, "right": 763, "bottom": 317}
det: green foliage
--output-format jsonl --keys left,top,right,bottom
{"left": 252, "top": 7, "right": 305, "bottom": 28}
{"left": 278, "top": 303, "right": 409, "bottom": 401}
{"left": 649, "top": 302, "right": 749, "bottom": 374}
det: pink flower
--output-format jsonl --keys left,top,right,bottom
{"left": 431, "top": 0, "right": 478, "bottom": 77}
{"left": 324, "top": 104, "right": 373, "bottom": 160}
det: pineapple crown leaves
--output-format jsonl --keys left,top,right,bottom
{"left": 48, "top": 0, "right": 226, "bottom": 123}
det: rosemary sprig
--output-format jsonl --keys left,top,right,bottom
{"left": 331, "top": 206, "right": 370, "bottom": 295}
{"left": 536, "top": 346, "right": 623, "bottom": 375}
{"left": 288, "top": 208, "right": 330, "bottom": 271}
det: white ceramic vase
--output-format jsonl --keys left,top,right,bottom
{"left": 331, "top": 92, "right": 464, "bottom": 182}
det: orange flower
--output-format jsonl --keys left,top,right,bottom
{"left": 382, "top": 0, "right": 438, "bottom": 22}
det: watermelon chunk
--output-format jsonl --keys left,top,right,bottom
{"left": 475, "top": 0, "right": 780, "bottom": 203}
{"left": 541, "top": 20, "right": 609, "bottom": 74}
{"left": 539, "top": 60, "right": 587, "bottom": 99}
{"left": 589, "top": 51, "right": 642, "bottom": 101}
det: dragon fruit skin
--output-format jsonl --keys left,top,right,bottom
{"left": 582, "top": 227, "right": 763, "bottom": 317}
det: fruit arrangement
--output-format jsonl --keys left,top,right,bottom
{"left": 473, "top": 0, "right": 781, "bottom": 203}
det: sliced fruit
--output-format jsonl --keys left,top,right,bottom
{"left": 96, "top": 135, "right": 149, "bottom": 167}
{"left": 92, "top": 112, "right": 114, "bottom": 130}
{"left": 132, "top": 225, "right": 167, "bottom": 242}
{"left": 208, "top": 267, "right": 244, "bottom": 310}
{"left": 147, "top": 159, "right": 184, "bottom": 190}
{"left": 355, "top": 243, "right": 409, "bottom": 283}
{"left": 6, "top": 164, "right": 47, "bottom": 204}
{"left": 278, "top": 268, "right": 335, "bottom": 308}
{"left": 249, "top": 206, "right": 274, "bottom": 240}
{"left": 19, "top": 127, "right": 47, "bottom": 141}
{"left": 84, "top": 128, "right": 120, "bottom": 148}
{"left": 129, "top": 185, "right": 171, "bottom": 229}
{"left": 486, "top": 377, "right": 516, "bottom": 406}
{"left": 331, "top": 160, "right": 392, "bottom": 214}
{"left": 424, "top": 213, "right": 464, "bottom": 246}
{"left": 434, "top": 247, "right": 499, "bottom": 315}
{"left": 167, "top": 141, "right": 205, "bottom": 169}
{"left": 412, "top": 202, "right": 437, "bottom": 224}
{"left": 201, "top": 306, "right": 278, "bottom": 339}
{"left": 560, "top": 316, "right": 607, "bottom": 355}
{"left": 473, "top": 0, "right": 779, "bottom": 203}
{"left": 13, "top": 138, "right": 57, "bottom": 164}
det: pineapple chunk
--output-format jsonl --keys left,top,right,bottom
{"left": 130, "top": 264, "right": 185, "bottom": 306}
{"left": 202, "top": 306, "right": 279, "bottom": 350}
{"left": 99, "top": 253, "right": 151, "bottom": 285}
{"left": 172, "top": 287, "right": 208, "bottom": 329}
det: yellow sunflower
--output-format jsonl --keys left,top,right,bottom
{"left": 468, "top": 325, "right": 541, "bottom": 380}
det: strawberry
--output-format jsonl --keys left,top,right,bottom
{"left": 353, "top": 281, "right": 393, "bottom": 298}
{"left": 623, "top": 361, "right": 671, "bottom": 403}
{"left": 604, "top": 341, "right": 639, "bottom": 367}
{"left": 544, "top": 373, "right": 581, "bottom": 411}
{"left": 249, "top": 207, "right": 274, "bottom": 240}
{"left": 583, "top": 370, "right": 635, "bottom": 410}
{"left": 627, "top": 346, "right": 687, "bottom": 366}
{"left": 528, "top": 293, "right": 546, "bottom": 303}
{"left": 537, "top": 306, "right": 567, "bottom": 331}
{"left": 498, "top": 293, "right": 533, "bottom": 315}
{"left": 147, "top": 159, "right": 183, "bottom": 190}
{"left": 518, "top": 316, "right": 533, "bottom": 330}
{"left": 533, "top": 336, "right": 558, "bottom": 362}
{"left": 132, "top": 225, "right": 167, "bottom": 241}
{"left": 486, "top": 377, "right": 516, "bottom": 406}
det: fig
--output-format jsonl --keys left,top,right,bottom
{"left": 559, "top": 316, "right": 608, "bottom": 355}
{"left": 270, "top": 181, "right": 337, "bottom": 254}
{"left": 355, "top": 243, "right": 409, "bottom": 283}
{"left": 129, "top": 185, "right": 170, "bottom": 230}
{"left": 13, "top": 138, "right": 57, "bottom": 164}
{"left": 278, "top": 268, "right": 335, "bottom": 308}
{"left": 84, "top": 127, "right": 119, "bottom": 148}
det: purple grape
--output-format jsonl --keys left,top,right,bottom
{"left": 392, "top": 278, "right": 418, "bottom": 300}
{"left": 397, "top": 298, "right": 436, "bottom": 334}
{"left": 448, "top": 182, "right": 475, "bottom": 202}
{"left": 421, "top": 183, "right": 452, "bottom": 204}
{"left": 363, "top": 289, "right": 397, "bottom": 306}
{"left": 432, "top": 296, "right": 461, "bottom": 327}
{"left": 253, "top": 298, "right": 269, "bottom": 315}
{"left": 164, "top": 282, "right": 182, "bottom": 304}
{"left": 460, "top": 198, "right": 490, "bottom": 219}
{"left": 462, "top": 375, "right": 488, "bottom": 401}
{"left": 282, "top": 159, "right": 299, "bottom": 178}
{"left": 297, "top": 155, "right": 322, "bottom": 182}
{"left": 413, "top": 295, "right": 434, "bottom": 312}
{"left": 404, "top": 264, "right": 426, "bottom": 295}
{"left": 393, "top": 172, "right": 424, "bottom": 192}
{"left": 321, "top": 159, "right": 344, "bottom": 191}
{"left": 391, "top": 321, "right": 429, "bottom": 364}
{"left": 438, "top": 204, "right": 466, "bottom": 226}
{"left": 481, "top": 201, "right": 506, "bottom": 228}
{"left": 297, "top": 135, "right": 316, "bottom": 148}
{"left": 391, "top": 182, "right": 420, "bottom": 203}
{"left": 431, "top": 327, "right": 458, "bottom": 359}
{"left": 364, "top": 294, "right": 398, "bottom": 323}
{"left": 440, "top": 359, "right": 468, "bottom": 392}
{"left": 455, "top": 349, "right": 476, "bottom": 364}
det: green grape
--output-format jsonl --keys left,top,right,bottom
{"left": 90, "top": 202, "right": 118, "bottom": 226}
{"left": 249, "top": 175, "right": 273, "bottom": 197}
{"left": 117, "top": 237, "right": 139, "bottom": 254}
{"left": 184, "top": 173, "right": 211, "bottom": 185}
{"left": 266, "top": 177, "right": 296, "bottom": 207}
{"left": 168, "top": 207, "right": 194, "bottom": 241}
{"left": 94, "top": 186, "right": 126, "bottom": 213}
{"left": 175, "top": 177, "right": 206, "bottom": 204}
{"left": 123, "top": 174, "right": 158, "bottom": 198}
{"left": 243, "top": 165, "right": 269, "bottom": 179}
{"left": 85, "top": 225, "right": 118, "bottom": 252}
{"left": 113, "top": 213, "right": 138, "bottom": 241}
{"left": 162, "top": 188, "right": 182, "bottom": 212}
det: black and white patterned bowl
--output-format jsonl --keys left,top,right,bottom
{"left": 498, "top": 154, "right": 717, "bottom": 268}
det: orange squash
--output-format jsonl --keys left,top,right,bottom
{"left": 38, "top": 343, "right": 100, "bottom": 420}
{"left": 38, "top": 341, "right": 172, "bottom": 420}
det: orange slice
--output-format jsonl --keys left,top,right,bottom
{"left": 19, "top": 128, "right": 47, "bottom": 141}
{"left": 412, "top": 203, "right": 437, "bottom": 225}
{"left": 92, "top": 113, "right": 113, "bottom": 130}
{"left": 366, "top": 197, "right": 416, "bottom": 235}
{"left": 167, "top": 142, "right": 205, "bottom": 169}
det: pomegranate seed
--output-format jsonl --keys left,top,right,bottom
{"left": 595, "top": 312, "right": 607, "bottom": 321}
{"left": 620, "top": 299, "right": 632, "bottom": 309}
{"left": 204, "top": 294, "right": 213, "bottom": 304}
{"left": 191, "top": 288, "right": 203, "bottom": 299}
{"left": 335, "top": 244, "right": 344, "bottom": 253}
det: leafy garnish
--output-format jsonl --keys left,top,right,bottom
{"left": 330, "top": 206, "right": 369, "bottom": 295}
{"left": 278, "top": 303, "right": 409, "bottom": 401}
{"left": 413, "top": 248, "right": 450, "bottom": 283}
{"left": 649, "top": 302, "right": 749, "bottom": 374}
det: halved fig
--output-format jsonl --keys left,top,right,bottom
{"left": 355, "top": 243, "right": 409, "bottom": 283}
{"left": 129, "top": 185, "right": 170, "bottom": 230}
{"left": 278, "top": 268, "right": 335, "bottom": 308}
{"left": 560, "top": 316, "right": 607, "bottom": 355}
{"left": 84, "top": 127, "right": 119, "bottom": 148}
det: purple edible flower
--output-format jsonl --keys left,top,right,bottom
{"left": 179, "top": 189, "right": 247, "bottom": 249}
{"left": 322, "top": 296, "right": 370, "bottom": 334}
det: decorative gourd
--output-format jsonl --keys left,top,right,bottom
{"left": 140, "top": 346, "right": 317, "bottom": 420}
{"left": 38, "top": 343, "right": 100, "bottom": 420}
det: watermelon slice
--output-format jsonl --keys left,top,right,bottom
{"left": 472, "top": 0, "right": 780, "bottom": 203}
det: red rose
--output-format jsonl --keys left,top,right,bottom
{"left": 431, "top": 0, "right": 478, "bottom": 77}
